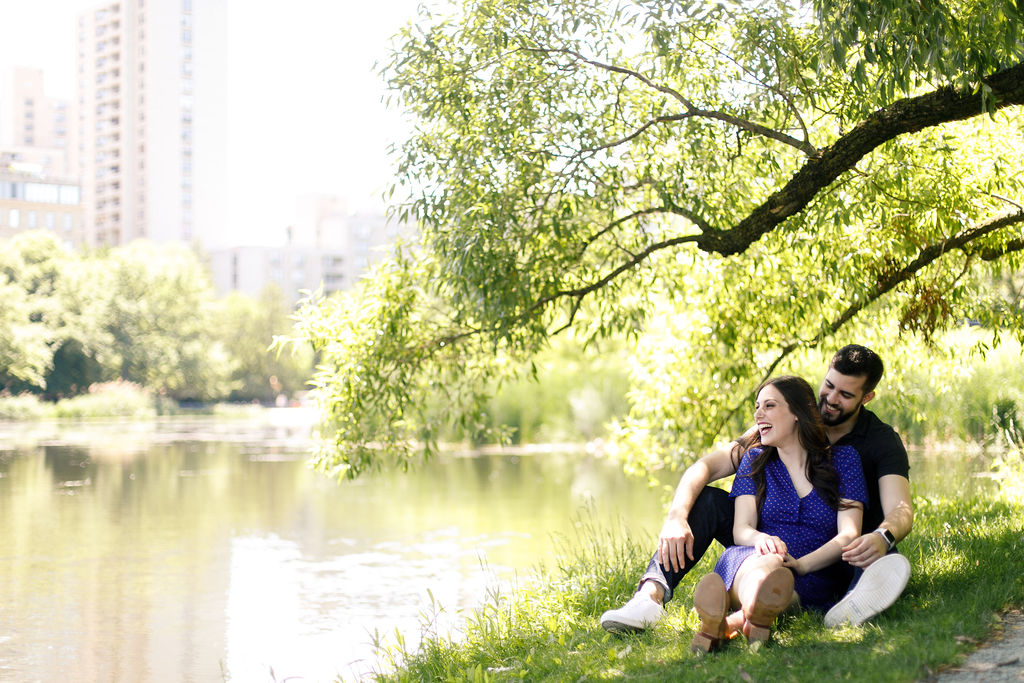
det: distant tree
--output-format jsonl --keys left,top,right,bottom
{"left": 46, "top": 240, "right": 231, "bottom": 401}
{"left": 0, "top": 234, "right": 315, "bottom": 405}
{"left": 251, "top": 0, "right": 1024, "bottom": 478}
{"left": 0, "top": 232, "right": 68, "bottom": 393}
{"left": 215, "top": 285, "right": 314, "bottom": 403}
{"left": 92, "top": 242, "right": 232, "bottom": 400}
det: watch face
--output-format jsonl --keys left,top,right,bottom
{"left": 881, "top": 529, "right": 896, "bottom": 545}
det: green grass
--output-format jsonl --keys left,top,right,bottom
{"left": 367, "top": 481, "right": 1024, "bottom": 682}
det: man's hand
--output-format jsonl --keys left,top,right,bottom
{"left": 657, "top": 517, "right": 694, "bottom": 572}
{"left": 841, "top": 532, "right": 888, "bottom": 567}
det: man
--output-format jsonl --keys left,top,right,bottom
{"left": 600, "top": 344, "right": 914, "bottom": 632}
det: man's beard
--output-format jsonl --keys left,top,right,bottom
{"left": 818, "top": 397, "right": 858, "bottom": 426}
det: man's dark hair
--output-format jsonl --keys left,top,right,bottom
{"left": 830, "top": 344, "right": 884, "bottom": 393}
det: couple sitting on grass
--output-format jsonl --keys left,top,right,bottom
{"left": 601, "top": 345, "right": 914, "bottom": 651}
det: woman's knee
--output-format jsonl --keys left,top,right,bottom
{"left": 733, "top": 554, "right": 785, "bottom": 597}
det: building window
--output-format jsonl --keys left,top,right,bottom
{"left": 27, "top": 211, "right": 37, "bottom": 228}
{"left": 8, "top": 210, "right": 18, "bottom": 227}
{"left": 26, "top": 183, "right": 60, "bottom": 203}
{"left": 59, "top": 186, "right": 79, "bottom": 204}
{"left": 45, "top": 213, "right": 55, "bottom": 229}
{"left": 64, "top": 214, "right": 73, "bottom": 232}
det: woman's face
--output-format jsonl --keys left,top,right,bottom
{"left": 754, "top": 383, "right": 799, "bottom": 449}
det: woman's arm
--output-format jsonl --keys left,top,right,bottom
{"left": 783, "top": 501, "right": 863, "bottom": 575}
{"left": 733, "top": 494, "right": 788, "bottom": 556}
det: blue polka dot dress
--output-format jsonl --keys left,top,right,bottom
{"left": 713, "top": 446, "right": 867, "bottom": 611}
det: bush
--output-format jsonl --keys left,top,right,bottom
{"left": 0, "top": 393, "right": 51, "bottom": 420}
{"left": 884, "top": 331, "right": 1024, "bottom": 447}
{"left": 482, "top": 337, "right": 631, "bottom": 444}
{"left": 52, "top": 381, "right": 156, "bottom": 419}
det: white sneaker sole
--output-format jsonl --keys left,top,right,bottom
{"left": 601, "top": 618, "right": 646, "bottom": 634}
{"left": 824, "top": 553, "right": 911, "bottom": 627}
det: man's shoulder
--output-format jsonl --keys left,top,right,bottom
{"left": 856, "top": 407, "right": 900, "bottom": 436}
{"left": 850, "top": 407, "right": 909, "bottom": 459}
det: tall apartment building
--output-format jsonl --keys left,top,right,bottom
{"left": 73, "top": 0, "right": 227, "bottom": 247}
{"left": 0, "top": 68, "right": 82, "bottom": 246}
{"left": 0, "top": 66, "right": 73, "bottom": 179}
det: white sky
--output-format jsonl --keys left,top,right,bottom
{"left": 0, "top": 0, "right": 423, "bottom": 246}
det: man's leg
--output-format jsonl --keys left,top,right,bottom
{"left": 823, "top": 550, "right": 910, "bottom": 627}
{"left": 638, "top": 486, "right": 735, "bottom": 604}
{"left": 600, "top": 487, "right": 734, "bottom": 633}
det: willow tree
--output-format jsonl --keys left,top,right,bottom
{"left": 290, "top": 0, "right": 1024, "bottom": 479}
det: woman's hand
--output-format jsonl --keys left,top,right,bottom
{"left": 782, "top": 553, "right": 806, "bottom": 575}
{"left": 755, "top": 534, "right": 787, "bottom": 556}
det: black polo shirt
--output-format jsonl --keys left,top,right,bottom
{"left": 831, "top": 407, "right": 910, "bottom": 531}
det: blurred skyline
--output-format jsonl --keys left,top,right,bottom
{"left": 0, "top": 0, "right": 422, "bottom": 246}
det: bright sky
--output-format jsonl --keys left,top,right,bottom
{"left": 0, "top": 0, "right": 423, "bottom": 246}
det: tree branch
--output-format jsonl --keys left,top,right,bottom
{"left": 581, "top": 204, "right": 713, "bottom": 255}
{"left": 528, "top": 46, "right": 819, "bottom": 155}
{"left": 696, "top": 61, "right": 1024, "bottom": 256}
{"left": 533, "top": 234, "right": 702, "bottom": 311}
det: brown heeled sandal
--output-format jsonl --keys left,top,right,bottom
{"left": 690, "top": 573, "right": 729, "bottom": 653}
{"left": 742, "top": 567, "right": 794, "bottom": 645}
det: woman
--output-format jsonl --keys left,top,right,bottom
{"left": 690, "top": 375, "right": 867, "bottom": 652}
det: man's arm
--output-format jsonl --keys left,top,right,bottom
{"left": 658, "top": 443, "right": 741, "bottom": 572}
{"left": 840, "top": 474, "right": 914, "bottom": 567}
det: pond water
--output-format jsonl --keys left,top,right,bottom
{"left": 0, "top": 411, "right": 676, "bottom": 682}
{"left": 0, "top": 411, "right": 1001, "bottom": 682}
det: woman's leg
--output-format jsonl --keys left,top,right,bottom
{"left": 690, "top": 573, "right": 729, "bottom": 653}
{"left": 727, "top": 553, "right": 795, "bottom": 644}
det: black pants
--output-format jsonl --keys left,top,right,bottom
{"left": 638, "top": 486, "right": 734, "bottom": 604}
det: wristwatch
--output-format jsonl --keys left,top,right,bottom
{"left": 874, "top": 527, "right": 896, "bottom": 550}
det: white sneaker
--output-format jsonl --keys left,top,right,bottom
{"left": 600, "top": 593, "right": 665, "bottom": 633}
{"left": 824, "top": 553, "right": 911, "bottom": 628}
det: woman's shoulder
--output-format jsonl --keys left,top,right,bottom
{"left": 830, "top": 444, "right": 862, "bottom": 468}
{"left": 740, "top": 446, "right": 764, "bottom": 461}
{"left": 736, "top": 447, "right": 763, "bottom": 473}
{"left": 831, "top": 444, "right": 860, "bottom": 459}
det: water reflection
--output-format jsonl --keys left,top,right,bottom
{"left": 906, "top": 445, "right": 1000, "bottom": 501}
{"left": 0, "top": 414, "right": 672, "bottom": 681}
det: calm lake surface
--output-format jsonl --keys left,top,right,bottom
{"left": 0, "top": 410, "right": 1000, "bottom": 682}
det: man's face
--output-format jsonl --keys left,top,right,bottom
{"left": 818, "top": 368, "right": 873, "bottom": 426}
